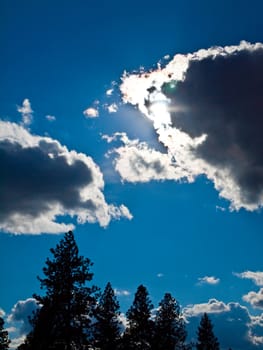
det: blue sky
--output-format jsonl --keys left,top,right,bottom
{"left": 1, "top": 1, "right": 263, "bottom": 349}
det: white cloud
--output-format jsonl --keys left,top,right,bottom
{"left": 157, "top": 273, "right": 164, "bottom": 278}
{"left": 216, "top": 205, "right": 226, "bottom": 212}
{"left": 184, "top": 299, "right": 229, "bottom": 317}
{"left": 17, "top": 98, "right": 33, "bottom": 126}
{"left": 101, "top": 132, "right": 126, "bottom": 144}
{"left": 114, "top": 289, "right": 131, "bottom": 297}
{"left": 106, "top": 103, "right": 118, "bottom": 113}
{"left": 9, "top": 335, "right": 26, "bottom": 350}
{"left": 184, "top": 299, "right": 263, "bottom": 349}
{"left": 110, "top": 132, "right": 192, "bottom": 183}
{"left": 83, "top": 107, "right": 99, "bottom": 118}
{"left": 0, "top": 121, "right": 132, "bottom": 234}
{"left": 243, "top": 289, "right": 263, "bottom": 310}
{"left": 249, "top": 314, "right": 263, "bottom": 346}
{"left": 118, "top": 313, "right": 128, "bottom": 334}
{"left": 7, "top": 298, "right": 38, "bottom": 335}
{"left": 106, "top": 88, "right": 114, "bottom": 96}
{"left": 108, "top": 204, "right": 133, "bottom": 221}
{"left": 197, "top": 276, "right": 220, "bottom": 285}
{"left": 119, "top": 41, "right": 263, "bottom": 211}
{"left": 45, "top": 115, "right": 56, "bottom": 122}
{"left": 235, "top": 271, "right": 263, "bottom": 286}
{"left": 0, "top": 308, "right": 5, "bottom": 317}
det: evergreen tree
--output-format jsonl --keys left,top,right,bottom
{"left": 93, "top": 282, "right": 121, "bottom": 350}
{"left": 20, "top": 231, "right": 98, "bottom": 350}
{"left": 122, "top": 285, "right": 154, "bottom": 350}
{"left": 153, "top": 293, "right": 187, "bottom": 350}
{"left": 196, "top": 313, "right": 220, "bottom": 350}
{"left": 0, "top": 317, "right": 10, "bottom": 350}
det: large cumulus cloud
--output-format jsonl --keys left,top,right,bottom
{"left": 7, "top": 298, "right": 38, "bottom": 335}
{"left": 235, "top": 271, "right": 263, "bottom": 311}
{"left": 105, "top": 132, "right": 190, "bottom": 183}
{"left": 184, "top": 299, "right": 263, "bottom": 349}
{"left": 119, "top": 41, "right": 263, "bottom": 211}
{"left": 167, "top": 46, "right": 263, "bottom": 208}
{"left": 0, "top": 121, "right": 132, "bottom": 234}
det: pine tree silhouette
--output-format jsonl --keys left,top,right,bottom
{"left": 153, "top": 292, "right": 187, "bottom": 350}
{"left": 122, "top": 285, "right": 154, "bottom": 350}
{"left": 196, "top": 313, "right": 220, "bottom": 350}
{"left": 19, "top": 231, "right": 98, "bottom": 350}
{"left": 0, "top": 317, "right": 10, "bottom": 350}
{"left": 93, "top": 282, "right": 121, "bottom": 350}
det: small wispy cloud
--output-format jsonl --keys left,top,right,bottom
{"left": 197, "top": 276, "right": 220, "bottom": 285}
{"left": 216, "top": 205, "right": 226, "bottom": 212}
{"left": 106, "top": 103, "right": 118, "bottom": 113}
{"left": 157, "top": 273, "right": 164, "bottom": 278}
{"left": 106, "top": 88, "right": 114, "bottom": 96}
{"left": 234, "top": 271, "right": 263, "bottom": 286}
{"left": 83, "top": 107, "right": 99, "bottom": 118}
{"left": 101, "top": 132, "right": 126, "bottom": 144}
{"left": 17, "top": 98, "right": 33, "bottom": 126}
{"left": 114, "top": 288, "right": 131, "bottom": 297}
{"left": 45, "top": 115, "right": 56, "bottom": 122}
{"left": 0, "top": 308, "right": 5, "bottom": 317}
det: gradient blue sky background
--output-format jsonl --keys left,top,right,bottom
{"left": 1, "top": 1, "right": 263, "bottom": 349}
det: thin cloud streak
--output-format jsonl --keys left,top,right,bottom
{"left": 235, "top": 271, "right": 263, "bottom": 286}
{"left": 197, "top": 276, "right": 220, "bottom": 285}
{"left": 17, "top": 99, "right": 33, "bottom": 126}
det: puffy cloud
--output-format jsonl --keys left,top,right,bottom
{"left": 9, "top": 336, "right": 25, "bottom": 350}
{"left": 249, "top": 314, "right": 263, "bottom": 346}
{"left": 102, "top": 132, "right": 126, "bottom": 144}
{"left": 197, "top": 276, "right": 220, "bottom": 285}
{"left": 243, "top": 288, "right": 263, "bottom": 310}
{"left": 109, "top": 132, "right": 191, "bottom": 183}
{"left": 6, "top": 299, "right": 39, "bottom": 349}
{"left": 106, "top": 88, "right": 114, "bottom": 96}
{"left": 0, "top": 121, "right": 132, "bottom": 234}
{"left": 235, "top": 271, "right": 263, "bottom": 286}
{"left": 184, "top": 299, "right": 263, "bottom": 349}
{"left": 45, "top": 115, "right": 56, "bottom": 122}
{"left": 83, "top": 107, "right": 99, "bottom": 118}
{"left": 184, "top": 299, "right": 229, "bottom": 317}
{"left": 7, "top": 298, "right": 38, "bottom": 335}
{"left": 17, "top": 99, "right": 33, "bottom": 126}
{"left": 106, "top": 103, "right": 118, "bottom": 113}
{"left": 120, "top": 41, "right": 263, "bottom": 211}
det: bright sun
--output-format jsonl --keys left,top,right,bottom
{"left": 148, "top": 100, "right": 171, "bottom": 128}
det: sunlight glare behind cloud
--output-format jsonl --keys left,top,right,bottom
{"left": 118, "top": 41, "right": 263, "bottom": 211}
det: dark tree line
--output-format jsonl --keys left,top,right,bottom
{"left": 0, "top": 317, "right": 10, "bottom": 350}
{"left": 9, "top": 231, "right": 220, "bottom": 350}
